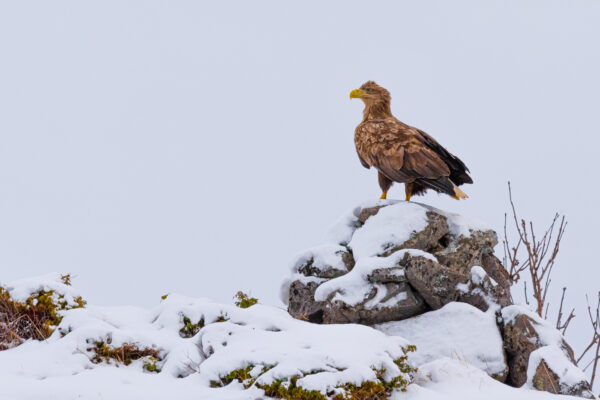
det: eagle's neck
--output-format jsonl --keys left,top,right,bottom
{"left": 363, "top": 100, "right": 392, "bottom": 121}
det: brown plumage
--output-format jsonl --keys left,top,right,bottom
{"left": 350, "top": 81, "right": 473, "bottom": 201}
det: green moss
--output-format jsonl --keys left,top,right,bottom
{"left": 178, "top": 312, "right": 230, "bottom": 339}
{"left": 234, "top": 291, "right": 258, "bottom": 308}
{"left": 179, "top": 315, "right": 205, "bottom": 338}
{"left": 258, "top": 377, "right": 327, "bottom": 400}
{"left": 211, "top": 365, "right": 255, "bottom": 387}
{"left": 143, "top": 361, "right": 161, "bottom": 373}
{"left": 213, "top": 346, "right": 416, "bottom": 399}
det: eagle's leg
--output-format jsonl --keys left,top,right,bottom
{"left": 404, "top": 182, "right": 414, "bottom": 202}
{"left": 378, "top": 171, "right": 393, "bottom": 200}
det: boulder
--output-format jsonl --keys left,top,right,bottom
{"left": 501, "top": 305, "right": 593, "bottom": 398}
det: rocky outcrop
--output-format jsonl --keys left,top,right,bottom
{"left": 280, "top": 200, "right": 593, "bottom": 397}
{"left": 281, "top": 200, "right": 511, "bottom": 325}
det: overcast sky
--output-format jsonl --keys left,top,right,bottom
{"left": 1, "top": 0, "right": 599, "bottom": 363}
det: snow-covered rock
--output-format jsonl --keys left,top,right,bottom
{"left": 282, "top": 200, "right": 511, "bottom": 325}
{"left": 502, "top": 305, "right": 594, "bottom": 398}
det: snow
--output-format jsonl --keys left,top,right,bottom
{"left": 376, "top": 302, "right": 507, "bottom": 378}
{"left": 347, "top": 201, "right": 428, "bottom": 259}
{"left": 313, "top": 249, "right": 434, "bottom": 306}
{"left": 421, "top": 203, "right": 489, "bottom": 238}
{"left": 1, "top": 272, "right": 83, "bottom": 306}
{"left": 0, "top": 275, "right": 413, "bottom": 399}
{"left": 197, "top": 304, "right": 410, "bottom": 391}
{"left": 470, "top": 265, "right": 488, "bottom": 285}
{"left": 397, "top": 358, "right": 579, "bottom": 400}
{"left": 527, "top": 346, "right": 589, "bottom": 390}
{"left": 326, "top": 199, "right": 400, "bottom": 245}
{"left": 326, "top": 201, "right": 489, "bottom": 248}
{"left": 0, "top": 273, "right": 590, "bottom": 400}
{"left": 288, "top": 244, "right": 350, "bottom": 274}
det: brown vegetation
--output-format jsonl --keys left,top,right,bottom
{"left": 0, "top": 275, "right": 85, "bottom": 350}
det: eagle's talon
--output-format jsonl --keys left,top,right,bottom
{"left": 380, "top": 191, "right": 387, "bottom": 200}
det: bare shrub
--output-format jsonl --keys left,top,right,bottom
{"left": 503, "top": 182, "right": 600, "bottom": 389}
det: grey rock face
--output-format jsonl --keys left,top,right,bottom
{"left": 321, "top": 278, "right": 429, "bottom": 325}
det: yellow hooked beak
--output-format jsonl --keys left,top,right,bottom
{"left": 349, "top": 88, "right": 363, "bottom": 100}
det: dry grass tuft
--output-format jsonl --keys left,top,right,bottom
{"left": 0, "top": 281, "right": 86, "bottom": 350}
{"left": 89, "top": 340, "right": 161, "bottom": 372}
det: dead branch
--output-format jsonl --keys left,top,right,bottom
{"left": 555, "top": 287, "right": 576, "bottom": 335}
{"left": 577, "top": 292, "right": 600, "bottom": 387}
{"left": 504, "top": 182, "right": 567, "bottom": 317}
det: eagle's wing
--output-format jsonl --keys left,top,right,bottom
{"left": 356, "top": 120, "right": 450, "bottom": 183}
{"left": 415, "top": 129, "right": 473, "bottom": 185}
{"left": 356, "top": 151, "right": 370, "bottom": 169}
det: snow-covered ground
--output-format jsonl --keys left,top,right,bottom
{"left": 0, "top": 273, "right": 590, "bottom": 399}
{"left": 376, "top": 302, "right": 507, "bottom": 378}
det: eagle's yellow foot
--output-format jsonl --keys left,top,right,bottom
{"left": 451, "top": 186, "right": 468, "bottom": 200}
{"left": 380, "top": 191, "right": 387, "bottom": 200}
{"left": 405, "top": 193, "right": 412, "bottom": 202}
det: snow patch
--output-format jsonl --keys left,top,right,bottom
{"left": 400, "top": 358, "right": 574, "bottom": 400}
{"left": 1, "top": 272, "right": 83, "bottom": 307}
{"left": 0, "top": 277, "right": 414, "bottom": 399}
{"left": 326, "top": 199, "right": 400, "bottom": 245}
{"left": 526, "top": 346, "right": 589, "bottom": 389}
{"left": 420, "top": 203, "right": 489, "bottom": 238}
{"left": 376, "top": 302, "right": 507, "bottom": 377}
{"left": 348, "top": 202, "right": 428, "bottom": 259}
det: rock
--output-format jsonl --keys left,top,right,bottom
{"left": 380, "top": 211, "right": 449, "bottom": 256}
{"left": 402, "top": 254, "right": 466, "bottom": 309}
{"left": 321, "top": 279, "right": 429, "bottom": 325}
{"left": 501, "top": 305, "right": 593, "bottom": 398}
{"left": 529, "top": 349, "right": 594, "bottom": 398}
{"left": 282, "top": 200, "right": 512, "bottom": 325}
{"left": 287, "top": 280, "right": 324, "bottom": 323}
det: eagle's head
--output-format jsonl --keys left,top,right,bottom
{"left": 349, "top": 81, "right": 391, "bottom": 104}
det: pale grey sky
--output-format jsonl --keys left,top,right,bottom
{"left": 0, "top": 0, "right": 598, "bottom": 362}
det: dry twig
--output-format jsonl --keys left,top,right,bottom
{"left": 503, "top": 182, "right": 567, "bottom": 317}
